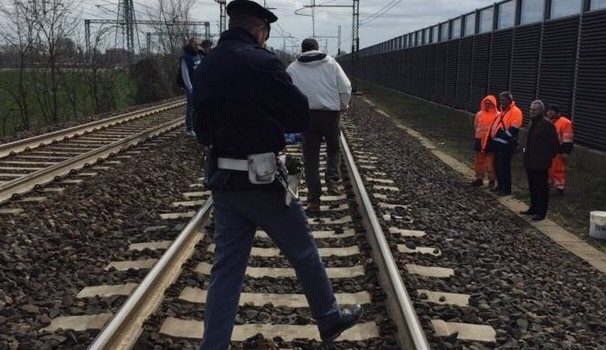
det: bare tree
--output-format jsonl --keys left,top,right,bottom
{"left": 87, "top": 25, "right": 118, "bottom": 112}
{"left": 0, "top": 0, "right": 40, "bottom": 130}
{"left": 145, "top": 0, "right": 197, "bottom": 55}
{"left": 33, "top": 0, "right": 80, "bottom": 123}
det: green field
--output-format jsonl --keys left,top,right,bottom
{"left": 358, "top": 80, "right": 606, "bottom": 252}
{"left": 0, "top": 68, "right": 136, "bottom": 137}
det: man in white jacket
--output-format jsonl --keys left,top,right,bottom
{"left": 287, "top": 38, "right": 351, "bottom": 213}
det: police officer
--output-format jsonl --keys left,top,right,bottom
{"left": 192, "top": 1, "right": 363, "bottom": 349}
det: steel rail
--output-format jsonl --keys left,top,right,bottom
{"left": 0, "top": 117, "right": 184, "bottom": 203}
{"left": 89, "top": 199, "right": 213, "bottom": 350}
{"left": 0, "top": 100, "right": 185, "bottom": 159}
{"left": 339, "top": 132, "right": 430, "bottom": 350}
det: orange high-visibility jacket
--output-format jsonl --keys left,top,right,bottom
{"left": 553, "top": 116, "right": 574, "bottom": 152}
{"left": 491, "top": 101, "right": 523, "bottom": 145}
{"left": 474, "top": 95, "right": 498, "bottom": 151}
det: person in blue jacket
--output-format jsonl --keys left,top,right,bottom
{"left": 192, "top": 1, "right": 363, "bottom": 349}
{"left": 180, "top": 38, "right": 203, "bottom": 136}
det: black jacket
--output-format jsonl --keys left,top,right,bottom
{"left": 523, "top": 116, "right": 560, "bottom": 170}
{"left": 192, "top": 29, "right": 310, "bottom": 190}
{"left": 192, "top": 29, "right": 309, "bottom": 156}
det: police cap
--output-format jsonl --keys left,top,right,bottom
{"left": 226, "top": 0, "right": 278, "bottom": 24}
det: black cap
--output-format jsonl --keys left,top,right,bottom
{"left": 226, "top": 0, "right": 278, "bottom": 23}
{"left": 546, "top": 104, "right": 561, "bottom": 113}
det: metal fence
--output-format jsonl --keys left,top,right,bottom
{"left": 337, "top": 0, "right": 606, "bottom": 151}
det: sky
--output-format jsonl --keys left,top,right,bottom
{"left": 77, "top": 0, "right": 492, "bottom": 56}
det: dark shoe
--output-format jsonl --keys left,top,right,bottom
{"left": 320, "top": 304, "right": 364, "bottom": 343}
{"left": 555, "top": 189, "right": 565, "bottom": 196}
{"left": 470, "top": 179, "right": 483, "bottom": 187}
{"left": 326, "top": 183, "right": 343, "bottom": 196}
{"left": 326, "top": 187, "right": 343, "bottom": 196}
{"left": 519, "top": 209, "right": 535, "bottom": 215}
{"left": 306, "top": 202, "right": 320, "bottom": 214}
{"left": 488, "top": 180, "right": 495, "bottom": 188}
{"left": 497, "top": 191, "right": 511, "bottom": 196}
{"left": 531, "top": 215, "right": 545, "bottom": 221}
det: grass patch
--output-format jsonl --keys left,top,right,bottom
{"left": 0, "top": 68, "right": 136, "bottom": 138}
{"left": 358, "top": 80, "right": 606, "bottom": 252}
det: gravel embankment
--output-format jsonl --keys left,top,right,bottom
{"left": 343, "top": 97, "right": 606, "bottom": 349}
{"left": 0, "top": 131, "right": 203, "bottom": 349}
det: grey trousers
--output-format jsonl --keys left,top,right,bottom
{"left": 303, "top": 110, "right": 341, "bottom": 204}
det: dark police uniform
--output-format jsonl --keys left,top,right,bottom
{"left": 192, "top": 1, "right": 357, "bottom": 349}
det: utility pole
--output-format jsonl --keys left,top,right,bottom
{"left": 215, "top": 0, "right": 226, "bottom": 34}
{"left": 351, "top": 0, "right": 359, "bottom": 92}
{"left": 118, "top": 0, "right": 137, "bottom": 63}
{"left": 312, "top": 0, "right": 316, "bottom": 37}
{"left": 338, "top": 25, "right": 342, "bottom": 55}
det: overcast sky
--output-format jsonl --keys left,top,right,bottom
{"left": 78, "top": 0, "right": 492, "bottom": 56}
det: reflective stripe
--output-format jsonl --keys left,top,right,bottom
{"left": 494, "top": 137, "right": 508, "bottom": 144}
{"left": 505, "top": 130, "right": 512, "bottom": 137}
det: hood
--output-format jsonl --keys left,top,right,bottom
{"left": 297, "top": 50, "right": 328, "bottom": 64}
{"left": 480, "top": 95, "right": 497, "bottom": 113}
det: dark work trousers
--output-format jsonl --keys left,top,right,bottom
{"left": 185, "top": 90, "right": 195, "bottom": 132}
{"left": 526, "top": 168, "right": 549, "bottom": 216}
{"left": 200, "top": 189, "right": 339, "bottom": 350}
{"left": 303, "top": 110, "right": 341, "bottom": 204}
{"left": 494, "top": 149, "right": 514, "bottom": 193}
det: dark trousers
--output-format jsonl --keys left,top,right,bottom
{"left": 494, "top": 149, "right": 514, "bottom": 192}
{"left": 303, "top": 110, "right": 341, "bottom": 204}
{"left": 185, "top": 90, "right": 195, "bottom": 132}
{"left": 526, "top": 168, "right": 549, "bottom": 217}
{"left": 201, "top": 190, "right": 339, "bottom": 349}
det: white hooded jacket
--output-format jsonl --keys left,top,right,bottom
{"left": 286, "top": 50, "right": 352, "bottom": 111}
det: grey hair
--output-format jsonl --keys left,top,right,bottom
{"left": 531, "top": 100, "right": 545, "bottom": 113}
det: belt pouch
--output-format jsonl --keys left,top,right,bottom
{"left": 248, "top": 152, "right": 276, "bottom": 184}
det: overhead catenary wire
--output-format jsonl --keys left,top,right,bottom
{"left": 360, "top": 0, "right": 402, "bottom": 26}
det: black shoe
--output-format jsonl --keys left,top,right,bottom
{"left": 326, "top": 185, "right": 343, "bottom": 196}
{"left": 497, "top": 191, "right": 511, "bottom": 196}
{"left": 320, "top": 304, "right": 364, "bottom": 342}
{"left": 531, "top": 215, "right": 545, "bottom": 221}
{"left": 305, "top": 202, "right": 321, "bottom": 216}
{"left": 519, "top": 209, "right": 535, "bottom": 215}
{"left": 470, "top": 179, "right": 483, "bottom": 187}
{"left": 488, "top": 180, "right": 495, "bottom": 188}
{"left": 555, "top": 189, "right": 565, "bottom": 196}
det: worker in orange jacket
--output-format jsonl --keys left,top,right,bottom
{"left": 471, "top": 95, "right": 498, "bottom": 187}
{"left": 546, "top": 104, "right": 573, "bottom": 195}
{"left": 488, "top": 91, "right": 523, "bottom": 196}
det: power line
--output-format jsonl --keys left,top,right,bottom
{"left": 360, "top": 0, "right": 402, "bottom": 26}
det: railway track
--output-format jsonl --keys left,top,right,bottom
{"left": 5, "top": 96, "right": 606, "bottom": 349}
{"left": 0, "top": 100, "right": 185, "bottom": 203}
{"left": 57, "top": 131, "right": 430, "bottom": 350}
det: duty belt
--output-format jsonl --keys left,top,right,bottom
{"left": 217, "top": 157, "right": 248, "bottom": 171}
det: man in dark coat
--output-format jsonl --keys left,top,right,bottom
{"left": 192, "top": 1, "right": 363, "bottom": 349}
{"left": 520, "top": 100, "right": 560, "bottom": 221}
{"left": 179, "top": 37, "right": 203, "bottom": 136}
